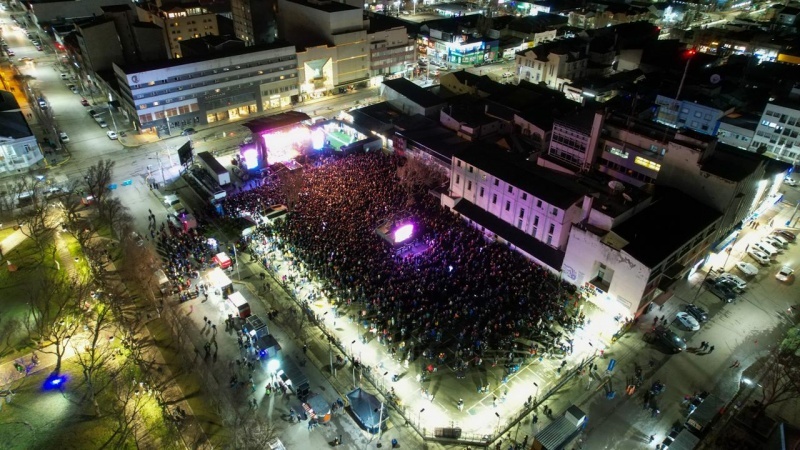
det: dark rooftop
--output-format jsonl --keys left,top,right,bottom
{"left": 613, "top": 187, "right": 721, "bottom": 267}
{"left": 100, "top": 4, "right": 132, "bottom": 13}
{"left": 243, "top": 111, "right": 311, "bottom": 134}
{"left": 116, "top": 39, "right": 295, "bottom": 74}
{"left": 453, "top": 199, "right": 566, "bottom": 270}
{"left": 283, "top": 0, "right": 361, "bottom": 12}
{"left": 396, "top": 126, "right": 470, "bottom": 165}
{"left": 454, "top": 145, "right": 589, "bottom": 209}
{"left": 719, "top": 112, "right": 760, "bottom": 131}
{"left": 0, "top": 91, "right": 34, "bottom": 139}
{"left": 383, "top": 78, "right": 445, "bottom": 109}
{"left": 699, "top": 143, "right": 762, "bottom": 182}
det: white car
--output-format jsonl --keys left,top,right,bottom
{"left": 676, "top": 312, "right": 700, "bottom": 331}
{"left": 736, "top": 261, "right": 759, "bottom": 277}
{"left": 776, "top": 266, "right": 794, "bottom": 282}
{"left": 718, "top": 273, "right": 746, "bottom": 291}
{"left": 748, "top": 249, "right": 771, "bottom": 265}
{"left": 97, "top": 119, "right": 108, "bottom": 128}
{"left": 106, "top": 130, "right": 118, "bottom": 139}
{"left": 786, "top": 177, "right": 797, "bottom": 186}
{"left": 762, "top": 236, "right": 786, "bottom": 250}
{"left": 58, "top": 131, "right": 69, "bottom": 142}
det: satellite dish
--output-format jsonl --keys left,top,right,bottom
{"left": 608, "top": 180, "right": 625, "bottom": 192}
{"left": 710, "top": 74, "right": 721, "bottom": 84}
{"left": 622, "top": 193, "right": 633, "bottom": 202}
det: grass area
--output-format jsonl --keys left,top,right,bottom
{"left": 0, "top": 226, "right": 16, "bottom": 242}
{"left": 0, "top": 238, "right": 60, "bottom": 359}
{"left": 327, "top": 130, "right": 355, "bottom": 149}
{"left": 0, "top": 361, "right": 133, "bottom": 450}
{"left": 62, "top": 233, "right": 90, "bottom": 278}
{"left": 147, "top": 318, "right": 227, "bottom": 447}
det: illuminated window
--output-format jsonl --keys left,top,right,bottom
{"left": 634, "top": 156, "right": 661, "bottom": 171}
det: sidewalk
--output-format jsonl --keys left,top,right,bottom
{"left": 116, "top": 87, "right": 380, "bottom": 149}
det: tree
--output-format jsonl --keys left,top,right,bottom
{"left": 72, "top": 302, "right": 118, "bottom": 416}
{"left": 12, "top": 177, "right": 56, "bottom": 261}
{"left": 105, "top": 366, "right": 149, "bottom": 449}
{"left": 0, "top": 316, "right": 22, "bottom": 358}
{"left": 118, "top": 231, "right": 161, "bottom": 304}
{"left": 25, "top": 275, "right": 90, "bottom": 375}
{"left": 84, "top": 159, "right": 115, "bottom": 218}
{"left": 100, "top": 197, "right": 129, "bottom": 235}
{"left": 396, "top": 156, "right": 447, "bottom": 196}
{"left": 220, "top": 400, "right": 280, "bottom": 449}
{"left": 751, "top": 347, "right": 800, "bottom": 416}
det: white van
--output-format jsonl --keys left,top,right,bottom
{"left": 753, "top": 241, "right": 777, "bottom": 258}
{"left": 770, "top": 234, "right": 789, "bottom": 248}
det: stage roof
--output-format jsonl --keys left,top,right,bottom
{"left": 243, "top": 111, "right": 311, "bottom": 134}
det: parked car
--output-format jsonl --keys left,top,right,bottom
{"left": 717, "top": 273, "right": 747, "bottom": 292}
{"left": 652, "top": 325, "right": 687, "bottom": 353}
{"left": 704, "top": 280, "right": 736, "bottom": 303}
{"left": 775, "top": 230, "right": 797, "bottom": 242}
{"left": 776, "top": 266, "right": 794, "bottom": 282}
{"left": 735, "top": 261, "right": 759, "bottom": 277}
{"left": 685, "top": 304, "right": 708, "bottom": 323}
{"left": 97, "top": 119, "right": 107, "bottom": 128}
{"left": 181, "top": 128, "right": 196, "bottom": 136}
{"left": 747, "top": 248, "right": 771, "bottom": 265}
{"left": 68, "top": 85, "right": 79, "bottom": 94}
{"left": 163, "top": 194, "right": 182, "bottom": 208}
{"left": 88, "top": 109, "right": 100, "bottom": 118}
{"left": 80, "top": 98, "right": 89, "bottom": 106}
{"left": 769, "top": 234, "right": 789, "bottom": 248}
{"left": 60, "top": 73, "right": 69, "bottom": 80}
{"left": 786, "top": 177, "right": 797, "bottom": 186}
{"left": 106, "top": 130, "right": 118, "bottom": 140}
{"left": 762, "top": 236, "right": 786, "bottom": 250}
{"left": 58, "top": 131, "right": 69, "bottom": 142}
{"left": 676, "top": 312, "right": 700, "bottom": 331}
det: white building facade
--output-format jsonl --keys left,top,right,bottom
{"left": 751, "top": 100, "right": 800, "bottom": 166}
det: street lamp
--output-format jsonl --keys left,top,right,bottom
{"left": 533, "top": 382, "right": 539, "bottom": 401}
{"left": 413, "top": 0, "right": 417, "bottom": 15}
{"left": 419, "top": 408, "right": 425, "bottom": 426}
{"left": 495, "top": 411, "right": 501, "bottom": 433}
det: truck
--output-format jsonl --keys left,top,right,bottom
{"left": 661, "top": 427, "right": 700, "bottom": 450}
{"left": 533, "top": 405, "right": 587, "bottom": 450}
{"left": 277, "top": 357, "right": 310, "bottom": 400}
{"left": 196, "top": 151, "right": 231, "bottom": 186}
{"left": 685, "top": 392, "right": 727, "bottom": 437}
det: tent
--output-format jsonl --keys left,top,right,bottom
{"left": 346, "top": 388, "right": 386, "bottom": 434}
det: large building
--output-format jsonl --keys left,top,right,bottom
{"left": 0, "top": 91, "right": 44, "bottom": 175}
{"left": 114, "top": 38, "right": 299, "bottom": 134}
{"left": 137, "top": 1, "right": 220, "bottom": 59}
{"left": 751, "top": 99, "right": 800, "bottom": 166}
{"left": 231, "top": 0, "right": 276, "bottom": 45}
{"left": 75, "top": 19, "right": 124, "bottom": 74}
{"left": 277, "top": 0, "right": 369, "bottom": 92}
{"left": 654, "top": 92, "right": 734, "bottom": 136}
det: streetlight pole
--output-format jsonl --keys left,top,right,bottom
{"left": 418, "top": 408, "right": 425, "bottom": 428}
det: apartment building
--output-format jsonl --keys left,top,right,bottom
{"left": 114, "top": 38, "right": 298, "bottom": 134}
{"left": 0, "top": 91, "right": 44, "bottom": 175}
{"left": 137, "top": 1, "right": 220, "bottom": 59}
{"left": 231, "top": 0, "right": 276, "bottom": 45}
{"left": 654, "top": 92, "right": 734, "bottom": 135}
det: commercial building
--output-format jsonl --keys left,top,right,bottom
{"left": 136, "top": 1, "right": 220, "bottom": 59}
{"left": 277, "top": 0, "right": 369, "bottom": 93}
{"left": 0, "top": 91, "right": 44, "bottom": 175}
{"left": 538, "top": 109, "right": 604, "bottom": 174}
{"left": 101, "top": 4, "right": 168, "bottom": 64}
{"left": 75, "top": 19, "right": 124, "bottom": 74}
{"left": 654, "top": 92, "right": 734, "bottom": 136}
{"left": 114, "top": 38, "right": 299, "bottom": 134}
{"left": 751, "top": 99, "right": 800, "bottom": 166}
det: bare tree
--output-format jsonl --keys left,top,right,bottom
{"left": 104, "top": 367, "right": 149, "bottom": 449}
{"left": 752, "top": 348, "right": 800, "bottom": 416}
{"left": 25, "top": 275, "right": 91, "bottom": 375}
{"left": 101, "top": 197, "right": 130, "bottom": 235}
{"left": 396, "top": 156, "right": 447, "bottom": 196}
{"left": 12, "top": 177, "right": 56, "bottom": 260}
{"left": 72, "top": 302, "right": 119, "bottom": 416}
{"left": 118, "top": 232, "right": 161, "bottom": 304}
{"left": 0, "top": 316, "right": 22, "bottom": 358}
{"left": 220, "top": 400, "right": 280, "bottom": 449}
{"left": 84, "top": 159, "right": 115, "bottom": 218}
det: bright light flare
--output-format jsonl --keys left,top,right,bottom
{"left": 242, "top": 148, "right": 259, "bottom": 169}
{"left": 394, "top": 224, "right": 414, "bottom": 243}
{"left": 261, "top": 126, "right": 310, "bottom": 165}
{"left": 311, "top": 128, "right": 325, "bottom": 150}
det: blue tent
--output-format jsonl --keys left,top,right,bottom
{"left": 346, "top": 388, "right": 386, "bottom": 434}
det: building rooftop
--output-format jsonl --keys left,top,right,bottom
{"left": 718, "top": 112, "right": 760, "bottom": 131}
{"left": 283, "top": 0, "right": 360, "bottom": 13}
{"left": 699, "top": 143, "right": 763, "bottom": 182}
{"left": 453, "top": 199, "right": 566, "bottom": 270}
{"left": 613, "top": 187, "right": 721, "bottom": 268}
{"left": 100, "top": 4, "right": 132, "bottom": 13}
{"left": 0, "top": 92, "right": 34, "bottom": 139}
{"left": 116, "top": 39, "right": 295, "bottom": 74}
{"left": 243, "top": 111, "right": 311, "bottom": 134}
{"left": 454, "top": 145, "right": 589, "bottom": 209}
{"left": 396, "top": 126, "right": 471, "bottom": 165}
{"left": 383, "top": 78, "right": 445, "bottom": 108}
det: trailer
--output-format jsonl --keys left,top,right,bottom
{"left": 244, "top": 314, "right": 269, "bottom": 338}
{"left": 277, "top": 357, "right": 310, "bottom": 400}
{"left": 533, "top": 405, "right": 587, "bottom": 450}
{"left": 196, "top": 151, "right": 231, "bottom": 186}
{"left": 661, "top": 427, "right": 700, "bottom": 450}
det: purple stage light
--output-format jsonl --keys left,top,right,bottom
{"left": 394, "top": 224, "right": 414, "bottom": 243}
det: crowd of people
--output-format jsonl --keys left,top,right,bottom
{"left": 222, "top": 152, "right": 577, "bottom": 369}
